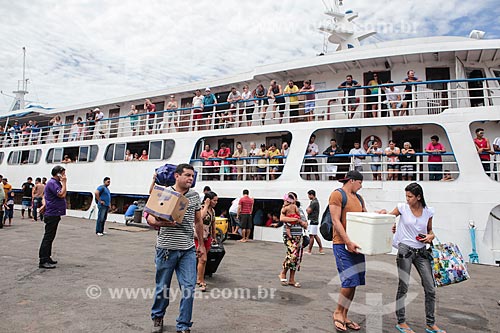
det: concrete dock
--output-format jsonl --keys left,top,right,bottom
{"left": 0, "top": 216, "right": 499, "bottom": 333}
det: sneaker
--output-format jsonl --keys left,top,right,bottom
{"left": 151, "top": 317, "right": 163, "bottom": 333}
{"left": 48, "top": 258, "right": 58, "bottom": 264}
{"left": 96, "top": 233, "right": 104, "bottom": 236}
{"left": 39, "top": 262, "right": 56, "bottom": 269}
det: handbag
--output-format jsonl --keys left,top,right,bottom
{"left": 428, "top": 236, "right": 470, "bottom": 287}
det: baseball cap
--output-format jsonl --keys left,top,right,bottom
{"left": 205, "top": 87, "right": 211, "bottom": 91}
{"left": 93, "top": 107, "right": 100, "bottom": 112}
{"left": 339, "top": 170, "right": 363, "bottom": 183}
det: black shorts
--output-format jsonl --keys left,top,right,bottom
{"left": 257, "top": 98, "right": 269, "bottom": 106}
{"left": 367, "top": 95, "right": 378, "bottom": 104}
{"left": 304, "top": 159, "right": 318, "bottom": 172}
{"left": 245, "top": 106, "right": 254, "bottom": 121}
{"left": 240, "top": 214, "right": 253, "bottom": 229}
{"left": 289, "top": 104, "right": 299, "bottom": 118}
{"left": 203, "top": 106, "right": 213, "bottom": 118}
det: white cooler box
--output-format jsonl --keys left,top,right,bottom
{"left": 346, "top": 212, "right": 395, "bottom": 255}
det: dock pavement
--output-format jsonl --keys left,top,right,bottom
{"left": 1, "top": 216, "right": 499, "bottom": 333}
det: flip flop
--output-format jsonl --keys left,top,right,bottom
{"left": 396, "top": 324, "right": 415, "bottom": 333}
{"left": 345, "top": 320, "right": 361, "bottom": 331}
{"left": 278, "top": 275, "right": 288, "bottom": 285}
{"left": 288, "top": 281, "right": 301, "bottom": 288}
{"left": 425, "top": 328, "right": 446, "bottom": 333}
{"left": 333, "top": 319, "right": 346, "bottom": 332}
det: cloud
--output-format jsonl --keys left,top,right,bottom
{"left": 0, "top": 0, "right": 498, "bottom": 111}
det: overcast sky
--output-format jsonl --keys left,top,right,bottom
{"left": 0, "top": 0, "right": 498, "bottom": 111}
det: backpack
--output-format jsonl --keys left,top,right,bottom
{"left": 319, "top": 188, "right": 364, "bottom": 241}
{"left": 155, "top": 164, "right": 198, "bottom": 188}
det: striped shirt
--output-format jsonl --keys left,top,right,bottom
{"left": 156, "top": 188, "right": 201, "bottom": 250}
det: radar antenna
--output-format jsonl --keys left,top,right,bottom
{"left": 318, "top": 0, "right": 376, "bottom": 51}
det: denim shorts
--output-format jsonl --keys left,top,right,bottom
{"left": 333, "top": 244, "right": 366, "bottom": 288}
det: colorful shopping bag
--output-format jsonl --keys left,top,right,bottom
{"left": 429, "top": 239, "right": 470, "bottom": 287}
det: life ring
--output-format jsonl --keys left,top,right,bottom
{"left": 363, "top": 135, "right": 382, "bottom": 151}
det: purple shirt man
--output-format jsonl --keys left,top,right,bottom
{"left": 44, "top": 178, "right": 67, "bottom": 217}
{"left": 38, "top": 165, "right": 67, "bottom": 269}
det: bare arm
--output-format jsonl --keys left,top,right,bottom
{"left": 148, "top": 173, "right": 157, "bottom": 194}
{"left": 329, "top": 204, "right": 359, "bottom": 253}
{"left": 194, "top": 210, "right": 206, "bottom": 257}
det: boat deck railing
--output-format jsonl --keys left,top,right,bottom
{"left": 190, "top": 152, "right": 500, "bottom": 182}
{"left": 0, "top": 78, "right": 499, "bottom": 148}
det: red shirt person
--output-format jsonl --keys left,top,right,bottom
{"left": 237, "top": 189, "right": 254, "bottom": 243}
{"left": 425, "top": 135, "right": 446, "bottom": 181}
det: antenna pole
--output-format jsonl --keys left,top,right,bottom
{"left": 22, "top": 47, "right": 26, "bottom": 91}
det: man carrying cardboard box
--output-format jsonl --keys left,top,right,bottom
{"left": 146, "top": 164, "right": 206, "bottom": 333}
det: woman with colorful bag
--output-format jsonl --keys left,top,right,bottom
{"left": 380, "top": 183, "right": 446, "bottom": 333}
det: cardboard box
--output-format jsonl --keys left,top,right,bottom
{"left": 144, "top": 185, "right": 189, "bottom": 223}
{"left": 346, "top": 212, "right": 395, "bottom": 255}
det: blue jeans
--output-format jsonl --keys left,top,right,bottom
{"left": 428, "top": 164, "right": 442, "bottom": 181}
{"left": 95, "top": 205, "right": 109, "bottom": 234}
{"left": 151, "top": 247, "right": 197, "bottom": 331}
{"left": 33, "top": 197, "right": 43, "bottom": 221}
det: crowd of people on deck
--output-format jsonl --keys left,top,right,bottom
{"left": 0, "top": 69, "right": 459, "bottom": 147}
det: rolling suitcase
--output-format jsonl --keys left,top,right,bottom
{"left": 204, "top": 241, "right": 225, "bottom": 277}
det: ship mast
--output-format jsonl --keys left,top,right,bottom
{"left": 10, "top": 47, "right": 29, "bottom": 111}
{"left": 319, "top": 0, "right": 376, "bottom": 51}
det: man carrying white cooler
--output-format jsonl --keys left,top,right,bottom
{"left": 328, "top": 170, "right": 366, "bottom": 332}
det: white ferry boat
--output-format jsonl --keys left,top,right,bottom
{"left": 1, "top": 2, "right": 500, "bottom": 264}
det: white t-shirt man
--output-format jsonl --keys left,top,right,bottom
{"left": 306, "top": 143, "right": 319, "bottom": 161}
{"left": 386, "top": 87, "right": 402, "bottom": 102}
{"left": 349, "top": 147, "right": 366, "bottom": 167}
{"left": 493, "top": 137, "right": 500, "bottom": 161}
{"left": 192, "top": 95, "right": 203, "bottom": 109}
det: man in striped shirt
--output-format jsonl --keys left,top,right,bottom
{"left": 146, "top": 164, "right": 206, "bottom": 333}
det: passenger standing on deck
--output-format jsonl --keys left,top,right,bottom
{"left": 166, "top": 95, "right": 178, "bottom": 131}
{"left": 268, "top": 80, "right": 286, "bottom": 123}
{"left": 238, "top": 189, "right": 254, "bottom": 243}
{"left": 473, "top": 128, "right": 494, "bottom": 174}
{"left": 401, "top": 70, "right": 422, "bottom": 116}
{"left": 146, "top": 163, "right": 206, "bottom": 333}
{"left": 85, "top": 109, "right": 96, "bottom": 140}
{"left": 304, "top": 134, "right": 320, "bottom": 181}
{"left": 254, "top": 83, "right": 269, "bottom": 125}
{"left": 329, "top": 170, "right": 366, "bottom": 332}
{"left": 202, "top": 88, "right": 217, "bottom": 129}
{"left": 32, "top": 177, "right": 45, "bottom": 222}
{"left": 191, "top": 90, "right": 204, "bottom": 131}
{"left": 284, "top": 80, "right": 300, "bottom": 123}
{"left": 145, "top": 99, "right": 156, "bottom": 135}
{"left": 279, "top": 192, "right": 307, "bottom": 288}
{"left": 379, "top": 183, "right": 447, "bottom": 333}
{"left": 338, "top": 75, "right": 361, "bottom": 119}
{"left": 21, "top": 177, "right": 35, "bottom": 219}
{"left": 94, "top": 177, "right": 111, "bottom": 236}
{"left": 38, "top": 165, "right": 67, "bottom": 269}
{"left": 425, "top": 135, "right": 446, "bottom": 181}
{"left": 300, "top": 79, "right": 316, "bottom": 122}
{"left": 323, "top": 138, "right": 344, "bottom": 180}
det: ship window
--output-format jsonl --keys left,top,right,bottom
{"left": 163, "top": 140, "right": 175, "bottom": 160}
{"left": 105, "top": 139, "right": 175, "bottom": 161}
{"left": 53, "top": 148, "right": 63, "bottom": 163}
{"left": 149, "top": 141, "right": 162, "bottom": 160}
{"left": 8, "top": 149, "right": 41, "bottom": 165}
{"left": 114, "top": 143, "right": 126, "bottom": 161}
{"left": 79, "top": 146, "right": 89, "bottom": 162}
{"left": 47, "top": 146, "right": 98, "bottom": 163}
